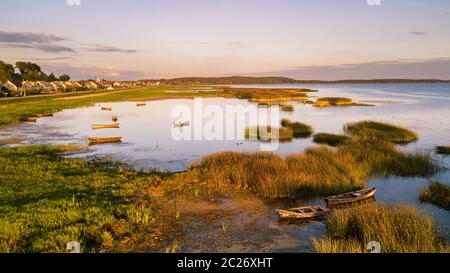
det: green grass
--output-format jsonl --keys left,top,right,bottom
{"left": 185, "top": 140, "right": 438, "bottom": 199}
{"left": 313, "top": 133, "right": 351, "bottom": 146}
{"left": 245, "top": 126, "right": 293, "bottom": 142}
{"left": 221, "top": 88, "right": 308, "bottom": 103}
{"left": 280, "top": 119, "right": 314, "bottom": 138}
{"left": 436, "top": 146, "right": 450, "bottom": 155}
{"left": 313, "top": 205, "right": 446, "bottom": 253}
{"left": 0, "top": 145, "right": 176, "bottom": 253}
{"left": 420, "top": 182, "right": 450, "bottom": 210}
{"left": 344, "top": 121, "right": 419, "bottom": 144}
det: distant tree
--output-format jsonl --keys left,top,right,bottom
{"left": 59, "top": 74, "right": 71, "bottom": 81}
{"left": 15, "top": 62, "right": 48, "bottom": 81}
{"left": 0, "top": 60, "right": 16, "bottom": 83}
{"left": 48, "top": 73, "right": 58, "bottom": 82}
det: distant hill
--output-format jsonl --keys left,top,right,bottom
{"left": 146, "top": 76, "right": 450, "bottom": 85}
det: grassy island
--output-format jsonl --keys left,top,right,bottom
{"left": 344, "top": 121, "right": 419, "bottom": 144}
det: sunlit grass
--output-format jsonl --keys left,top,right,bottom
{"left": 313, "top": 205, "right": 446, "bottom": 253}
{"left": 344, "top": 121, "right": 419, "bottom": 144}
{"left": 280, "top": 119, "right": 314, "bottom": 138}
{"left": 245, "top": 126, "right": 293, "bottom": 142}
{"left": 314, "top": 97, "right": 373, "bottom": 107}
{"left": 420, "top": 182, "right": 450, "bottom": 210}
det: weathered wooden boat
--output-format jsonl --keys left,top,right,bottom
{"left": 326, "top": 188, "right": 377, "bottom": 207}
{"left": 101, "top": 107, "right": 112, "bottom": 111}
{"left": 173, "top": 121, "right": 190, "bottom": 128}
{"left": 277, "top": 206, "right": 330, "bottom": 220}
{"left": 112, "top": 116, "right": 118, "bottom": 122}
{"left": 25, "top": 117, "right": 38, "bottom": 122}
{"left": 136, "top": 103, "right": 147, "bottom": 107}
{"left": 36, "top": 113, "right": 53, "bottom": 118}
{"left": 91, "top": 123, "right": 120, "bottom": 130}
{"left": 88, "top": 136, "right": 122, "bottom": 145}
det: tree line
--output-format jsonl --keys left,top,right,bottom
{"left": 0, "top": 60, "right": 70, "bottom": 83}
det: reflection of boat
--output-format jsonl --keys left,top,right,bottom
{"left": 326, "top": 188, "right": 377, "bottom": 207}
{"left": 173, "top": 121, "right": 190, "bottom": 128}
{"left": 92, "top": 123, "right": 120, "bottom": 130}
{"left": 25, "top": 117, "right": 38, "bottom": 122}
{"left": 112, "top": 116, "right": 118, "bottom": 122}
{"left": 88, "top": 136, "right": 122, "bottom": 145}
{"left": 136, "top": 103, "right": 146, "bottom": 107}
{"left": 101, "top": 107, "right": 112, "bottom": 111}
{"left": 278, "top": 206, "right": 330, "bottom": 220}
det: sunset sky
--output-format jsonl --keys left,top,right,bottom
{"left": 1, "top": 0, "right": 450, "bottom": 80}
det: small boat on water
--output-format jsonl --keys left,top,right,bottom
{"left": 36, "top": 113, "right": 53, "bottom": 118}
{"left": 136, "top": 103, "right": 146, "bottom": 107}
{"left": 112, "top": 116, "right": 118, "bottom": 122}
{"left": 25, "top": 117, "right": 38, "bottom": 122}
{"left": 173, "top": 121, "right": 190, "bottom": 128}
{"left": 88, "top": 136, "right": 122, "bottom": 145}
{"left": 278, "top": 206, "right": 330, "bottom": 220}
{"left": 101, "top": 107, "right": 112, "bottom": 111}
{"left": 92, "top": 123, "right": 120, "bottom": 130}
{"left": 326, "top": 188, "right": 377, "bottom": 207}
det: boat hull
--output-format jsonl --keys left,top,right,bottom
{"left": 326, "top": 188, "right": 377, "bottom": 206}
{"left": 88, "top": 137, "right": 122, "bottom": 145}
{"left": 278, "top": 206, "right": 330, "bottom": 220}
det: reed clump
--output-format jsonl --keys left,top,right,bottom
{"left": 280, "top": 119, "right": 314, "bottom": 138}
{"left": 436, "top": 146, "right": 450, "bottom": 155}
{"left": 221, "top": 88, "right": 308, "bottom": 103}
{"left": 314, "top": 97, "right": 372, "bottom": 107}
{"left": 420, "top": 182, "right": 450, "bottom": 210}
{"left": 344, "top": 121, "right": 419, "bottom": 144}
{"left": 313, "top": 205, "right": 446, "bottom": 253}
{"left": 245, "top": 126, "right": 294, "bottom": 142}
{"left": 186, "top": 140, "right": 438, "bottom": 199}
{"left": 313, "top": 133, "right": 351, "bottom": 146}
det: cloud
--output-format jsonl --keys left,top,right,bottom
{"left": 86, "top": 45, "right": 139, "bottom": 54}
{"left": 38, "top": 63, "right": 147, "bottom": 80}
{"left": 0, "top": 31, "right": 69, "bottom": 44}
{"left": 409, "top": 31, "right": 429, "bottom": 36}
{"left": 256, "top": 58, "right": 450, "bottom": 80}
{"left": 1, "top": 43, "right": 76, "bottom": 53}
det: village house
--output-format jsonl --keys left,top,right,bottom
{"left": 84, "top": 81, "right": 98, "bottom": 90}
{"left": 2, "top": 80, "right": 19, "bottom": 92}
{"left": 37, "top": 81, "right": 58, "bottom": 93}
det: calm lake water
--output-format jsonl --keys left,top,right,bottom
{"left": 1, "top": 83, "right": 449, "bottom": 252}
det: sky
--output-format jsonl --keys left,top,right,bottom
{"left": 1, "top": 0, "right": 450, "bottom": 80}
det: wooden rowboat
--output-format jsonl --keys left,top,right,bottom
{"left": 278, "top": 206, "right": 330, "bottom": 220}
{"left": 101, "top": 107, "right": 112, "bottom": 111}
{"left": 326, "top": 188, "right": 377, "bottom": 207}
{"left": 112, "top": 116, "right": 118, "bottom": 122}
{"left": 136, "top": 103, "right": 147, "bottom": 107}
{"left": 173, "top": 121, "right": 190, "bottom": 128}
{"left": 92, "top": 123, "right": 120, "bottom": 130}
{"left": 36, "top": 113, "right": 53, "bottom": 118}
{"left": 26, "top": 117, "right": 38, "bottom": 122}
{"left": 88, "top": 136, "right": 122, "bottom": 145}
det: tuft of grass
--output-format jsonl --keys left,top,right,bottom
{"left": 184, "top": 140, "right": 437, "bottom": 199}
{"left": 313, "top": 133, "right": 351, "bottom": 147}
{"left": 280, "top": 119, "right": 314, "bottom": 138}
{"left": 420, "top": 182, "right": 450, "bottom": 210}
{"left": 221, "top": 88, "right": 308, "bottom": 103}
{"left": 436, "top": 146, "right": 450, "bottom": 155}
{"left": 245, "top": 126, "right": 293, "bottom": 142}
{"left": 313, "top": 205, "right": 446, "bottom": 253}
{"left": 344, "top": 121, "right": 419, "bottom": 144}
{"left": 279, "top": 104, "right": 294, "bottom": 112}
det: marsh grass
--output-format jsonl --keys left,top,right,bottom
{"left": 280, "top": 119, "right": 314, "bottom": 138}
{"left": 313, "top": 133, "right": 351, "bottom": 146}
{"left": 436, "top": 146, "right": 450, "bottom": 155}
{"left": 344, "top": 121, "right": 419, "bottom": 144}
{"left": 221, "top": 88, "right": 308, "bottom": 103}
{"left": 245, "top": 126, "right": 293, "bottom": 142}
{"left": 183, "top": 140, "right": 437, "bottom": 199}
{"left": 314, "top": 97, "right": 373, "bottom": 107}
{"left": 313, "top": 205, "right": 446, "bottom": 253}
{"left": 420, "top": 182, "right": 450, "bottom": 210}
{"left": 0, "top": 145, "right": 175, "bottom": 253}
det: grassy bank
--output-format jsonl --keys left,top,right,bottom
{"left": 313, "top": 133, "right": 351, "bottom": 146}
{"left": 245, "top": 126, "right": 294, "bottom": 142}
{"left": 221, "top": 88, "right": 308, "bottom": 103}
{"left": 314, "top": 97, "right": 373, "bottom": 107}
{"left": 184, "top": 140, "right": 437, "bottom": 198}
{"left": 344, "top": 121, "right": 419, "bottom": 144}
{"left": 313, "top": 205, "right": 446, "bottom": 253}
{"left": 436, "top": 146, "right": 450, "bottom": 155}
{"left": 0, "top": 145, "right": 177, "bottom": 253}
{"left": 420, "top": 182, "right": 450, "bottom": 210}
{"left": 280, "top": 119, "right": 314, "bottom": 138}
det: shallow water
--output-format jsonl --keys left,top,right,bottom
{"left": 1, "top": 83, "right": 449, "bottom": 251}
